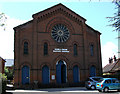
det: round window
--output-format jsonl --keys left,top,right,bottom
{"left": 51, "top": 24, "right": 70, "bottom": 43}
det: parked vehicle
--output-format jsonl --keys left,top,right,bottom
{"left": 96, "top": 78, "right": 120, "bottom": 92}
{"left": 85, "top": 77, "right": 103, "bottom": 90}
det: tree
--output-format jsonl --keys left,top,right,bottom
{"left": 0, "top": 13, "right": 7, "bottom": 30}
{"left": 90, "top": 0, "right": 119, "bottom": 31}
{"left": 107, "top": 0, "right": 120, "bottom": 32}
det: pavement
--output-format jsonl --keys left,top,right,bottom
{"left": 5, "top": 84, "right": 120, "bottom": 94}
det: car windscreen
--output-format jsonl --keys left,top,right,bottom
{"left": 97, "top": 79, "right": 104, "bottom": 83}
{"left": 92, "top": 78, "right": 102, "bottom": 81}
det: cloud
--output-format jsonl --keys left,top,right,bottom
{"left": 0, "top": 16, "right": 27, "bottom": 59}
{"left": 101, "top": 42, "right": 118, "bottom": 67}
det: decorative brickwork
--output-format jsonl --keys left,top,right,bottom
{"left": 14, "top": 3, "right": 102, "bottom": 88}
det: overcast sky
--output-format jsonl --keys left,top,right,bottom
{"left": 0, "top": 0, "right": 118, "bottom": 67}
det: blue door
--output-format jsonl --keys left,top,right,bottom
{"left": 22, "top": 66, "right": 30, "bottom": 84}
{"left": 73, "top": 65, "right": 79, "bottom": 83}
{"left": 56, "top": 60, "right": 66, "bottom": 84}
{"left": 42, "top": 65, "right": 49, "bottom": 84}
{"left": 61, "top": 64, "right": 66, "bottom": 83}
{"left": 56, "top": 64, "right": 61, "bottom": 84}
{"left": 90, "top": 66, "right": 96, "bottom": 77}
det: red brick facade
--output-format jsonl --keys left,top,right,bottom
{"left": 14, "top": 3, "right": 102, "bottom": 88}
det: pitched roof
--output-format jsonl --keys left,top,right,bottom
{"left": 14, "top": 3, "right": 86, "bottom": 30}
{"left": 111, "top": 59, "right": 120, "bottom": 72}
{"left": 103, "top": 62, "right": 116, "bottom": 73}
{"left": 86, "top": 24, "right": 101, "bottom": 35}
{"left": 32, "top": 3, "right": 86, "bottom": 21}
{"left": 103, "top": 59, "right": 120, "bottom": 73}
{"left": 14, "top": 3, "right": 101, "bottom": 35}
{"left": 0, "top": 57, "right": 6, "bottom": 63}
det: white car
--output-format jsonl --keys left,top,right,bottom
{"left": 85, "top": 77, "right": 103, "bottom": 90}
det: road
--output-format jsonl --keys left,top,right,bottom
{"left": 6, "top": 87, "right": 120, "bottom": 94}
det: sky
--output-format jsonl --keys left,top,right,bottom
{"left": 0, "top": 0, "right": 118, "bottom": 67}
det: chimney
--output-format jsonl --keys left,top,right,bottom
{"left": 109, "top": 57, "right": 113, "bottom": 64}
{"left": 114, "top": 55, "right": 117, "bottom": 63}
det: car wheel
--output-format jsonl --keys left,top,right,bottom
{"left": 117, "top": 89, "right": 120, "bottom": 92}
{"left": 98, "top": 90, "right": 102, "bottom": 92}
{"left": 91, "top": 85, "right": 96, "bottom": 90}
{"left": 104, "top": 87, "right": 109, "bottom": 92}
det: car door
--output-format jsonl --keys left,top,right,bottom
{"left": 114, "top": 79, "right": 120, "bottom": 89}
{"left": 118, "top": 81, "right": 120, "bottom": 89}
{"left": 111, "top": 79, "right": 120, "bottom": 89}
{"left": 104, "top": 79, "right": 112, "bottom": 89}
{"left": 112, "top": 79, "right": 117, "bottom": 89}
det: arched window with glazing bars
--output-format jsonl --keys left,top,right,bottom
{"left": 44, "top": 42, "right": 48, "bottom": 55}
{"left": 74, "top": 44, "right": 77, "bottom": 56}
{"left": 90, "top": 44, "right": 94, "bottom": 56}
{"left": 24, "top": 42, "right": 28, "bottom": 54}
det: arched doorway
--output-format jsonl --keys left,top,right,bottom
{"left": 90, "top": 65, "right": 96, "bottom": 77}
{"left": 42, "top": 65, "right": 50, "bottom": 84}
{"left": 22, "top": 65, "right": 30, "bottom": 84}
{"left": 56, "top": 60, "right": 67, "bottom": 84}
{"left": 73, "top": 65, "right": 80, "bottom": 83}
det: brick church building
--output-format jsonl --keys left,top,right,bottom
{"left": 14, "top": 3, "right": 102, "bottom": 88}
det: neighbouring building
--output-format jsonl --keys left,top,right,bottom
{"left": 0, "top": 57, "right": 6, "bottom": 74}
{"left": 103, "top": 56, "right": 120, "bottom": 79}
{"left": 0, "top": 57, "right": 6, "bottom": 94}
{"left": 14, "top": 3, "right": 102, "bottom": 88}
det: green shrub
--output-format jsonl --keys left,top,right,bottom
{"left": 4, "top": 67, "right": 14, "bottom": 80}
{"left": 0, "top": 73, "right": 7, "bottom": 93}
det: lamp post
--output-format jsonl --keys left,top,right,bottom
{"left": 117, "top": 1, "right": 120, "bottom": 58}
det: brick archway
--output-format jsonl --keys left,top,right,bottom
{"left": 56, "top": 60, "right": 67, "bottom": 84}
{"left": 53, "top": 55, "right": 69, "bottom": 70}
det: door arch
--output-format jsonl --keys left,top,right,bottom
{"left": 90, "top": 65, "right": 96, "bottom": 77}
{"left": 42, "top": 65, "right": 50, "bottom": 84}
{"left": 56, "top": 60, "right": 67, "bottom": 84}
{"left": 73, "top": 65, "right": 80, "bottom": 83}
{"left": 22, "top": 65, "right": 30, "bottom": 84}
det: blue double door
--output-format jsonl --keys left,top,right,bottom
{"left": 22, "top": 66, "right": 30, "bottom": 84}
{"left": 73, "top": 65, "right": 80, "bottom": 83}
{"left": 56, "top": 60, "right": 67, "bottom": 84}
{"left": 42, "top": 65, "right": 50, "bottom": 84}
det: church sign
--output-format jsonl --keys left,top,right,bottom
{"left": 53, "top": 48, "right": 69, "bottom": 53}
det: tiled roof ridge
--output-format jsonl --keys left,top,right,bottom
{"left": 111, "top": 58, "right": 120, "bottom": 72}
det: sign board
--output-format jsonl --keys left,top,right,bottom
{"left": 53, "top": 48, "right": 69, "bottom": 53}
{"left": 51, "top": 75, "right": 55, "bottom": 80}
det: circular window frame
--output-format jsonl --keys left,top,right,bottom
{"left": 51, "top": 24, "right": 70, "bottom": 43}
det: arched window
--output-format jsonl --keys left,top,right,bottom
{"left": 90, "top": 44, "right": 94, "bottom": 56}
{"left": 74, "top": 44, "right": 77, "bottom": 56}
{"left": 90, "top": 65, "right": 96, "bottom": 77}
{"left": 24, "top": 42, "right": 28, "bottom": 54}
{"left": 44, "top": 43, "right": 48, "bottom": 55}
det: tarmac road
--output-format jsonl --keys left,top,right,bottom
{"left": 6, "top": 87, "right": 120, "bottom": 94}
